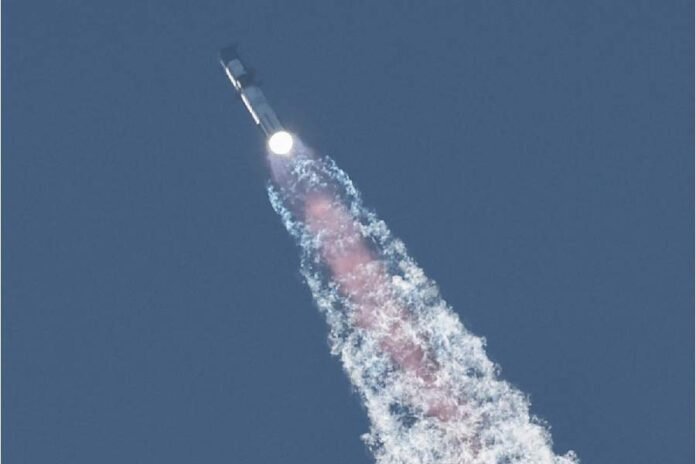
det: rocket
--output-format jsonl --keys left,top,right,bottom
{"left": 219, "top": 46, "right": 294, "bottom": 156}
{"left": 219, "top": 46, "right": 284, "bottom": 137}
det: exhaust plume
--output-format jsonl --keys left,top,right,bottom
{"left": 265, "top": 137, "right": 578, "bottom": 464}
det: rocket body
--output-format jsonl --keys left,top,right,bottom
{"left": 219, "top": 46, "right": 283, "bottom": 136}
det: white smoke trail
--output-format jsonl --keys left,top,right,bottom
{"left": 266, "top": 141, "right": 578, "bottom": 464}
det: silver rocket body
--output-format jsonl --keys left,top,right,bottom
{"left": 219, "top": 46, "right": 283, "bottom": 136}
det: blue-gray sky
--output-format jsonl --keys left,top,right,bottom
{"left": 3, "top": 1, "right": 693, "bottom": 463}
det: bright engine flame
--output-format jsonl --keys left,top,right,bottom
{"left": 268, "top": 130, "right": 294, "bottom": 156}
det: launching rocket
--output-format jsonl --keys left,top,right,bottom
{"left": 219, "top": 45, "right": 282, "bottom": 135}
{"left": 216, "top": 44, "right": 577, "bottom": 464}
{"left": 219, "top": 46, "right": 294, "bottom": 156}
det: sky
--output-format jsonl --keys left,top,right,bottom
{"left": 3, "top": 1, "right": 693, "bottom": 463}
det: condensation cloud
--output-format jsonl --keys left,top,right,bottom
{"left": 265, "top": 138, "right": 578, "bottom": 464}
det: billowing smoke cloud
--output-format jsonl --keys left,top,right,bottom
{"left": 265, "top": 137, "right": 578, "bottom": 464}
